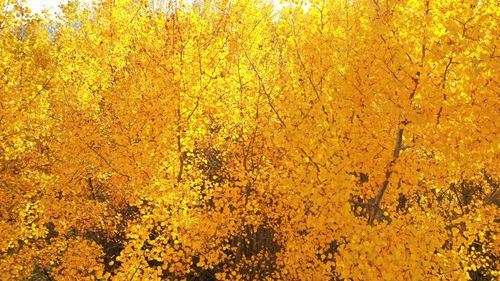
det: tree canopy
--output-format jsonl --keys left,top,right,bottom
{"left": 0, "top": 0, "right": 498, "bottom": 280}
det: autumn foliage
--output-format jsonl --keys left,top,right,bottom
{"left": 0, "top": 0, "right": 499, "bottom": 280}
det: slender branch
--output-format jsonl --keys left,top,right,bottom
{"left": 393, "top": 128, "right": 404, "bottom": 158}
{"left": 299, "top": 147, "right": 320, "bottom": 178}
{"left": 451, "top": 184, "right": 464, "bottom": 214}
{"left": 368, "top": 127, "right": 404, "bottom": 225}
{"left": 83, "top": 141, "right": 130, "bottom": 180}
{"left": 186, "top": 97, "right": 200, "bottom": 121}
{"left": 295, "top": 49, "right": 321, "bottom": 100}
{"left": 129, "top": 264, "right": 142, "bottom": 281}
{"left": 484, "top": 171, "right": 499, "bottom": 205}
{"left": 485, "top": 188, "right": 499, "bottom": 205}
{"left": 408, "top": 72, "right": 420, "bottom": 101}
{"left": 242, "top": 48, "right": 286, "bottom": 127}
{"left": 441, "top": 57, "right": 453, "bottom": 89}
{"left": 176, "top": 103, "right": 184, "bottom": 183}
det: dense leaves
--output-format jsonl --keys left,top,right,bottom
{"left": 0, "top": 0, "right": 498, "bottom": 280}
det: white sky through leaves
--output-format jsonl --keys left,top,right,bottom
{"left": 26, "top": 0, "right": 288, "bottom": 14}
{"left": 26, "top": 0, "right": 92, "bottom": 14}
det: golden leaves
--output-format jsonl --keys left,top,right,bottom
{"left": 0, "top": 0, "right": 498, "bottom": 280}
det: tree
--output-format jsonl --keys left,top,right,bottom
{"left": 0, "top": 0, "right": 498, "bottom": 280}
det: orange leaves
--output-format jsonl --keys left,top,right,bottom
{"left": 0, "top": 0, "right": 498, "bottom": 280}
{"left": 52, "top": 239, "right": 105, "bottom": 280}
